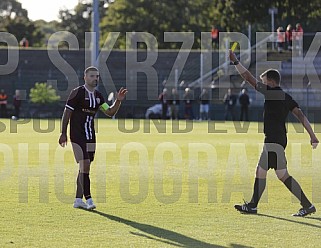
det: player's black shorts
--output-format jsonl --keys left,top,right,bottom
{"left": 71, "top": 140, "right": 96, "bottom": 163}
{"left": 258, "top": 136, "right": 287, "bottom": 170}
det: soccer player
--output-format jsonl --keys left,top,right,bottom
{"left": 58, "top": 66, "right": 128, "bottom": 210}
{"left": 229, "top": 50, "right": 319, "bottom": 217}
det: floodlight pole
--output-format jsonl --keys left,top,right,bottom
{"left": 268, "top": 7, "right": 278, "bottom": 50}
{"left": 200, "top": 53, "right": 204, "bottom": 90}
{"left": 306, "top": 82, "right": 311, "bottom": 117}
{"left": 91, "top": 0, "right": 100, "bottom": 67}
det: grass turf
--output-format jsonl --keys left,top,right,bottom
{"left": 1, "top": 118, "right": 321, "bottom": 247}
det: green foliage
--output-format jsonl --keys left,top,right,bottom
{"left": 99, "top": 0, "right": 321, "bottom": 49}
{"left": 4, "top": 16, "right": 44, "bottom": 47}
{"left": 33, "top": 20, "right": 59, "bottom": 47}
{"left": 29, "top": 82, "right": 60, "bottom": 104}
{"left": 100, "top": 0, "right": 217, "bottom": 49}
{"left": 0, "top": 0, "right": 28, "bottom": 20}
{"left": 57, "top": 2, "right": 107, "bottom": 48}
{"left": 0, "top": 0, "right": 44, "bottom": 47}
{"left": 1, "top": 0, "right": 321, "bottom": 48}
{"left": 57, "top": 3, "right": 91, "bottom": 48}
{"left": 224, "top": 0, "right": 321, "bottom": 32}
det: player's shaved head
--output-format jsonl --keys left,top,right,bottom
{"left": 84, "top": 66, "right": 99, "bottom": 75}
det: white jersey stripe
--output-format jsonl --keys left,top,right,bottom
{"left": 90, "top": 92, "right": 96, "bottom": 108}
{"left": 89, "top": 92, "right": 92, "bottom": 108}
{"left": 88, "top": 116, "right": 93, "bottom": 139}
{"left": 93, "top": 93, "right": 96, "bottom": 108}
{"left": 84, "top": 115, "right": 94, "bottom": 140}
{"left": 84, "top": 116, "right": 90, "bottom": 140}
{"left": 84, "top": 85, "right": 97, "bottom": 108}
{"left": 65, "top": 104, "right": 74, "bottom": 111}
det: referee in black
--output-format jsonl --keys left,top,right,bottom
{"left": 229, "top": 50, "right": 319, "bottom": 217}
{"left": 59, "top": 66, "right": 127, "bottom": 210}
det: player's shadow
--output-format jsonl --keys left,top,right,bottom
{"left": 90, "top": 210, "right": 218, "bottom": 247}
{"left": 88, "top": 210, "right": 253, "bottom": 248}
{"left": 258, "top": 213, "right": 321, "bottom": 228}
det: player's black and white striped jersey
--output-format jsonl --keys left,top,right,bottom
{"left": 65, "top": 85, "right": 105, "bottom": 142}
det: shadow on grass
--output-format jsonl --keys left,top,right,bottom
{"left": 258, "top": 213, "right": 321, "bottom": 228}
{"left": 86, "top": 209, "right": 253, "bottom": 248}
{"left": 305, "top": 216, "right": 321, "bottom": 221}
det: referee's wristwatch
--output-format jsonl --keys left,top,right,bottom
{"left": 232, "top": 60, "right": 239, "bottom": 65}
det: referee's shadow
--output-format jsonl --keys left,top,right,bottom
{"left": 257, "top": 213, "right": 321, "bottom": 228}
{"left": 305, "top": 216, "right": 321, "bottom": 221}
{"left": 84, "top": 209, "right": 254, "bottom": 248}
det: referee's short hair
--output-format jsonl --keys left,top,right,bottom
{"left": 260, "top": 69, "right": 281, "bottom": 85}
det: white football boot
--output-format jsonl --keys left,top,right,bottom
{"left": 73, "top": 198, "right": 88, "bottom": 209}
{"left": 86, "top": 198, "right": 96, "bottom": 210}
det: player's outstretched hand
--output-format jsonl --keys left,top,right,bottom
{"left": 59, "top": 133, "right": 67, "bottom": 147}
{"left": 116, "top": 87, "right": 128, "bottom": 101}
{"left": 311, "top": 136, "right": 319, "bottom": 149}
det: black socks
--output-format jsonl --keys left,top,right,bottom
{"left": 248, "top": 176, "right": 312, "bottom": 209}
{"left": 249, "top": 178, "right": 266, "bottom": 208}
{"left": 283, "top": 176, "right": 312, "bottom": 208}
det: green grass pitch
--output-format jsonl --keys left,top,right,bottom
{"left": 1, "top": 118, "right": 321, "bottom": 247}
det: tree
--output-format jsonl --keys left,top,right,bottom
{"left": 33, "top": 20, "right": 60, "bottom": 47}
{"left": 0, "top": 0, "right": 44, "bottom": 47}
{"left": 225, "top": 0, "right": 321, "bottom": 33}
{"left": 221, "top": 1, "right": 270, "bottom": 32}
{"left": 5, "top": 17, "right": 44, "bottom": 47}
{"left": 57, "top": 2, "right": 108, "bottom": 48}
{"left": 2, "top": 0, "right": 321, "bottom": 49}
{"left": 29, "top": 83, "right": 60, "bottom": 104}
{"left": 100, "top": 0, "right": 217, "bottom": 49}
{"left": 0, "top": 0, "right": 28, "bottom": 21}
{"left": 99, "top": 0, "right": 321, "bottom": 50}
{"left": 270, "top": 0, "right": 321, "bottom": 30}
{"left": 57, "top": 4, "right": 91, "bottom": 48}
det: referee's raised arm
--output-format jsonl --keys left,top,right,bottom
{"left": 229, "top": 49, "right": 257, "bottom": 89}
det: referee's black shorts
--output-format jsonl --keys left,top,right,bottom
{"left": 258, "top": 136, "right": 287, "bottom": 170}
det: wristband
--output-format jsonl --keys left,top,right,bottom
{"left": 233, "top": 60, "right": 239, "bottom": 65}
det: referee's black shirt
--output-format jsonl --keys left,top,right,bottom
{"left": 256, "top": 82, "right": 299, "bottom": 146}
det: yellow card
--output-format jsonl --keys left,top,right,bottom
{"left": 231, "top": 42, "right": 238, "bottom": 51}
